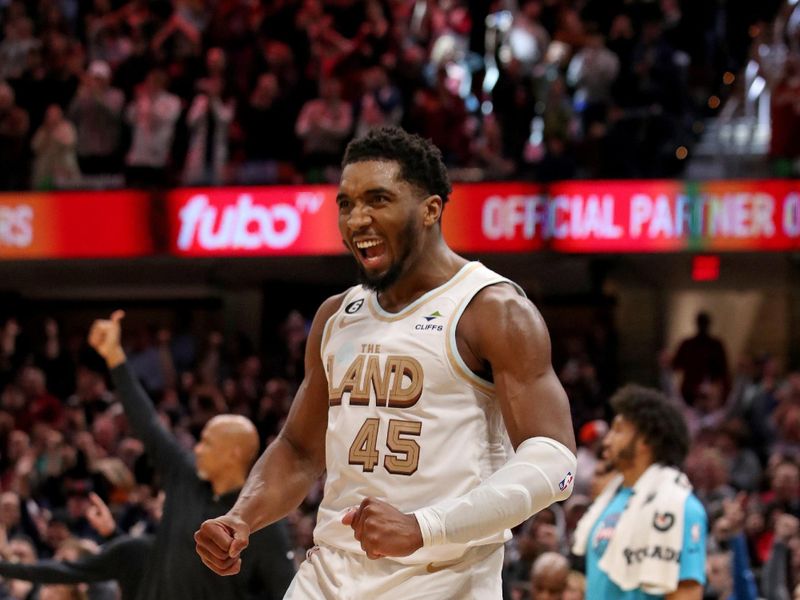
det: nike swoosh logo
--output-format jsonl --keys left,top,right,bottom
{"left": 338, "top": 318, "right": 356, "bottom": 329}
{"left": 425, "top": 559, "right": 462, "bottom": 573}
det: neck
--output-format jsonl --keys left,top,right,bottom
{"left": 621, "top": 458, "right": 653, "bottom": 487}
{"left": 210, "top": 471, "right": 246, "bottom": 497}
{"left": 377, "top": 239, "right": 466, "bottom": 311}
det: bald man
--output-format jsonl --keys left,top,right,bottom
{"left": 88, "top": 312, "right": 293, "bottom": 600}
{"left": 194, "top": 415, "right": 260, "bottom": 493}
{"left": 530, "top": 552, "right": 570, "bottom": 600}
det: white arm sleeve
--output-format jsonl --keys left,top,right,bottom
{"left": 413, "top": 436, "right": 576, "bottom": 546}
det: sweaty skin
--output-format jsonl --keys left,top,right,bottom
{"left": 194, "top": 159, "right": 575, "bottom": 573}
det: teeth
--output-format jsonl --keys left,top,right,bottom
{"left": 355, "top": 240, "right": 382, "bottom": 249}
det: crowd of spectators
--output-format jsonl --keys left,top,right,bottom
{"left": 0, "top": 304, "right": 798, "bottom": 599}
{"left": 764, "top": 2, "right": 800, "bottom": 177}
{"left": 0, "top": 0, "right": 788, "bottom": 191}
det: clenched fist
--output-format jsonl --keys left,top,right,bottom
{"left": 194, "top": 515, "right": 251, "bottom": 576}
{"left": 88, "top": 310, "right": 126, "bottom": 368}
{"left": 341, "top": 497, "right": 423, "bottom": 559}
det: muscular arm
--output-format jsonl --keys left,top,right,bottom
{"left": 346, "top": 283, "right": 577, "bottom": 556}
{"left": 195, "top": 294, "right": 343, "bottom": 574}
{"left": 228, "top": 294, "right": 341, "bottom": 530}
{"left": 461, "top": 284, "right": 575, "bottom": 451}
{"left": 411, "top": 286, "right": 576, "bottom": 544}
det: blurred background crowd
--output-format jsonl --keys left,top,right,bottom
{"left": 1, "top": 1, "right": 800, "bottom": 600}
{"left": 0, "top": 306, "right": 797, "bottom": 599}
{"left": 0, "top": 0, "right": 799, "bottom": 191}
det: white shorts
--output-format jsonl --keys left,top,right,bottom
{"left": 283, "top": 543, "right": 504, "bottom": 600}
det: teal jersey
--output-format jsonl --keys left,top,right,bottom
{"left": 585, "top": 487, "right": 707, "bottom": 600}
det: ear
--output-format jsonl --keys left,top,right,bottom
{"left": 421, "top": 195, "right": 443, "bottom": 227}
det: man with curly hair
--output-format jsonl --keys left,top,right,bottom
{"left": 572, "top": 385, "right": 707, "bottom": 600}
{"left": 195, "top": 126, "right": 577, "bottom": 598}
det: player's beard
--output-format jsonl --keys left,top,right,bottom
{"left": 356, "top": 217, "right": 418, "bottom": 293}
{"left": 606, "top": 436, "right": 638, "bottom": 472}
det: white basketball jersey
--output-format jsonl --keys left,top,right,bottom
{"left": 314, "top": 262, "right": 523, "bottom": 564}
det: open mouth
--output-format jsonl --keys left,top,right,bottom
{"left": 355, "top": 239, "right": 387, "bottom": 269}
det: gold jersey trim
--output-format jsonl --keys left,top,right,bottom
{"left": 444, "top": 273, "right": 526, "bottom": 397}
{"left": 320, "top": 287, "right": 359, "bottom": 359}
{"left": 365, "top": 262, "right": 482, "bottom": 322}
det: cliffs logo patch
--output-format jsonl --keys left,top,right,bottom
{"left": 345, "top": 299, "right": 364, "bottom": 314}
{"left": 559, "top": 471, "right": 573, "bottom": 491}
{"left": 653, "top": 512, "right": 675, "bottom": 532}
{"left": 415, "top": 310, "right": 444, "bottom": 332}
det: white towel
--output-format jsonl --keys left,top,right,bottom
{"left": 572, "top": 464, "right": 692, "bottom": 595}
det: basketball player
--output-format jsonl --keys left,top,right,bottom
{"left": 194, "top": 126, "right": 577, "bottom": 598}
{"left": 572, "top": 385, "right": 707, "bottom": 600}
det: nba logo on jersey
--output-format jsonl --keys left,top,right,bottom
{"left": 559, "top": 471, "right": 573, "bottom": 491}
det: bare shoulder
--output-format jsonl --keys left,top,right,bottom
{"left": 459, "top": 281, "right": 572, "bottom": 449}
{"left": 308, "top": 290, "right": 350, "bottom": 337}
{"left": 317, "top": 290, "right": 350, "bottom": 322}
{"left": 302, "top": 290, "right": 351, "bottom": 366}
{"left": 469, "top": 282, "right": 541, "bottom": 317}
{"left": 461, "top": 283, "right": 550, "bottom": 349}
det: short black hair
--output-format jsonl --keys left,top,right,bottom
{"left": 610, "top": 384, "right": 690, "bottom": 467}
{"left": 342, "top": 126, "right": 452, "bottom": 206}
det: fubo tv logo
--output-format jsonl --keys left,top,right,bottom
{"left": 176, "top": 193, "right": 318, "bottom": 251}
